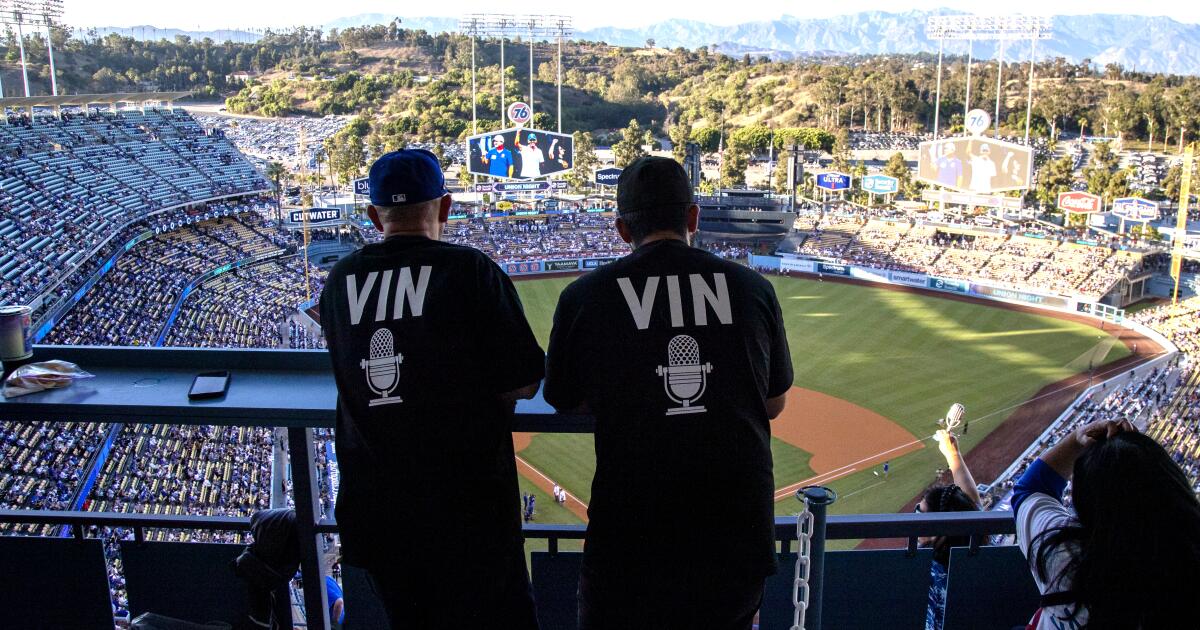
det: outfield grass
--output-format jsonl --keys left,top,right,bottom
{"left": 514, "top": 275, "right": 1129, "bottom": 521}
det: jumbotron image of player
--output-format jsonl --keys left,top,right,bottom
{"left": 482, "top": 134, "right": 514, "bottom": 178}
{"left": 514, "top": 132, "right": 545, "bottom": 179}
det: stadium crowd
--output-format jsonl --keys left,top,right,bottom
{"left": 0, "top": 109, "right": 269, "bottom": 311}
{"left": 439, "top": 213, "right": 630, "bottom": 262}
{"left": 788, "top": 214, "right": 1144, "bottom": 298}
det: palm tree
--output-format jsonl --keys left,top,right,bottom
{"left": 264, "top": 161, "right": 286, "bottom": 224}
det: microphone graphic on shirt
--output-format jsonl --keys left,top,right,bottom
{"left": 656, "top": 334, "right": 713, "bottom": 416}
{"left": 361, "top": 328, "right": 404, "bottom": 407}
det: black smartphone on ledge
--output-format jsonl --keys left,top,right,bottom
{"left": 188, "top": 371, "right": 231, "bottom": 400}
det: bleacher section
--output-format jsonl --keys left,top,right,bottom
{"left": 791, "top": 218, "right": 1144, "bottom": 299}
{"left": 0, "top": 109, "right": 270, "bottom": 310}
{"left": 0, "top": 422, "right": 110, "bottom": 536}
{"left": 164, "top": 258, "right": 326, "bottom": 348}
{"left": 43, "top": 214, "right": 288, "bottom": 346}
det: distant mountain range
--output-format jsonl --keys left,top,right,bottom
{"left": 86, "top": 10, "right": 1200, "bottom": 75}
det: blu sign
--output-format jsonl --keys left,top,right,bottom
{"left": 595, "top": 167, "right": 623, "bottom": 186}
{"left": 816, "top": 172, "right": 851, "bottom": 191}
{"left": 353, "top": 177, "right": 370, "bottom": 196}
{"left": 861, "top": 174, "right": 899, "bottom": 195}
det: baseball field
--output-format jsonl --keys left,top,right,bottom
{"left": 512, "top": 273, "right": 1146, "bottom": 527}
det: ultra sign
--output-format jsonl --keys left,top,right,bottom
{"left": 815, "top": 172, "right": 851, "bottom": 191}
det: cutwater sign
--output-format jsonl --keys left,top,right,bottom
{"left": 861, "top": 174, "right": 899, "bottom": 195}
{"left": 353, "top": 177, "right": 370, "bottom": 196}
{"left": 815, "top": 172, "right": 851, "bottom": 191}
{"left": 289, "top": 208, "right": 342, "bottom": 225}
{"left": 595, "top": 167, "right": 623, "bottom": 186}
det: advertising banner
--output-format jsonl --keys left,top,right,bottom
{"left": 849, "top": 266, "right": 888, "bottom": 283}
{"left": 861, "top": 174, "right": 900, "bottom": 195}
{"left": 1056, "top": 191, "right": 1102, "bottom": 214}
{"left": 781, "top": 258, "right": 816, "bottom": 274}
{"left": 920, "top": 189, "right": 1023, "bottom": 210}
{"left": 544, "top": 260, "right": 582, "bottom": 271}
{"left": 972, "top": 284, "right": 1070, "bottom": 309}
{"left": 353, "top": 177, "right": 370, "bottom": 196}
{"left": 504, "top": 261, "right": 544, "bottom": 275}
{"left": 815, "top": 172, "right": 852, "bottom": 191}
{"left": 466, "top": 127, "right": 573, "bottom": 180}
{"left": 888, "top": 270, "right": 929, "bottom": 287}
{"left": 917, "top": 136, "right": 1033, "bottom": 193}
{"left": 816, "top": 262, "right": 851, "bottom": 276}
{"left": 595, "top": 168, "right": 623, "bottom": 186}
{"left": 583, "top": 257, "right": 618, "bottom": 269}
{"left": 288, "top": 208, "right": 342, "bottom": 225}
{"left": 1111, "top": 197, "right": 1160, "bottom": 221}
{"left": 928, "top": 276, "right": 970, "bottom": 294}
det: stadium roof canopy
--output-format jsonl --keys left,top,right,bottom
{"left": 0, "top": 91, "right": 194, "bottom": 108}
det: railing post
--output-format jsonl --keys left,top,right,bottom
{"left": 288, "top": 426, "right": 329, "bottom": 630}
{"left": 800, "top": 486, "right": 837, "bottom": 630}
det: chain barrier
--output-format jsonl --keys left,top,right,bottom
{"left": 790, "top": 493, "right": 815, "bottom": 630}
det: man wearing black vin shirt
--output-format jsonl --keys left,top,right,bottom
{"left": 319, "top": 149, "right": 544, "bottom": 629}
{"left": 545, "top": 156, "right": 793, "bottom": 629}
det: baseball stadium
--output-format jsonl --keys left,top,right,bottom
{"left": 2, "top": 4, "right": 1200, "bottom": 629}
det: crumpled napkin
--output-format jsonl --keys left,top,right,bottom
{"left": 2, "top": 360, "right": 94, "bottom": 399}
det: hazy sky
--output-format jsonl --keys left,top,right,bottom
{"left": 63, "top": 1, "right": 1200, "bottom": 31}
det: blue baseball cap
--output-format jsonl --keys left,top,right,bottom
{"left": 367, "top": 149, "right": 448, "bottom": 207}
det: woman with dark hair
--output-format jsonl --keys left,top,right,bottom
{"left": 920, "top": 430, "right": 982, "bottom": 630}
{"left": 1013, "top": 418, "right": 1200, "bottom": 629}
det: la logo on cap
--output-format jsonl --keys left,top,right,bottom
{"left": 392, "top": 194, "right": 406, "bottom": 203}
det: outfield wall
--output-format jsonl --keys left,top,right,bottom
{"left": 751, "top": 254, "right": 1099, "bottom": 318}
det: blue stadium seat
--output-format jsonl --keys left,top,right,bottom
{"left": 943, "top": 545, "right": 1041, "bottom": 630}
{"left": 0, "top": 536, "right": 114, "bottom": 629}
{"left": 762, "top": 549, "right": 935, "bottom": 630}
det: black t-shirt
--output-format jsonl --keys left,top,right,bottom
{"left": 545, "top": 239, "right": 793, "bottom": 578}
{"left": 319, "top": 235, "right": 544, "bottom": 569}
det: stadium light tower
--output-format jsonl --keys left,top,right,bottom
{"left": 460, "top": 14, "right": 572, "bottom": 131}
{"left": 925, "top": 15, "right": 1053, "bottom": 144}
{"left": 0, "top": 0, "right": 64, "bottom": 98}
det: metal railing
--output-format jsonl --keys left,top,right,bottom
{"left": 0, "top": 346, "right": 1018, "bottom": 630}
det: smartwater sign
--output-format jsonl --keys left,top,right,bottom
{"left": 888, "top": 270, "right": 928, "bottom": 288}
{"left": 595, "top": 167, "right": 623, "bottom": 186}
{"left": 815, "top": 172, "right": 851, "bottom": 192}
{"left": 861, "top": 174, "right": 899, "bottom": 195}
{"left": 289, "top": 208, "right": 342, "bottom": 225}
